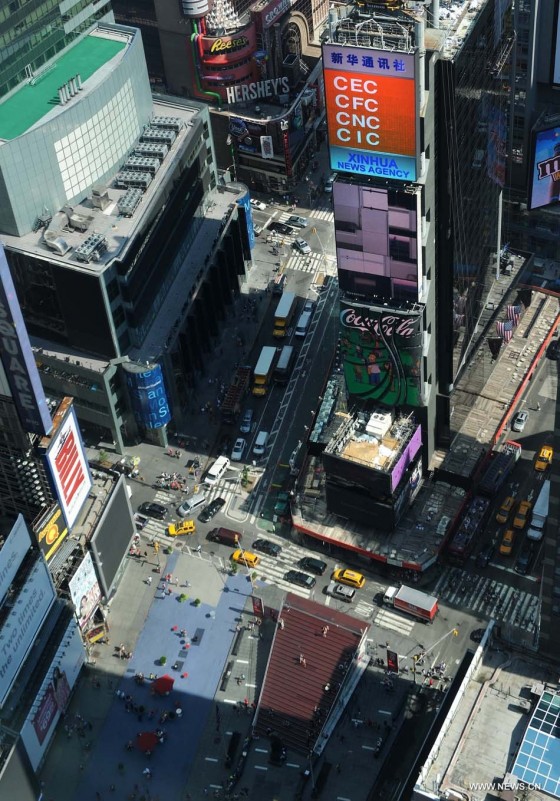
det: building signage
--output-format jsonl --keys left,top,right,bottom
{"left": 553, "top": 0, "right": 560, "bottom": 85}
{"left": 0, "top": 246, "right": 52, "bottom": 435}
{"left": 0, "top": 515, "right": 31, "bottom": 601}
{"left": 339, "top": 300, "right": 424, "bottom": 407}
{"left": 226, "top": 76, "right": 290, "bottom": 104}
{"left": 45, "top": 406, "right": 92, "bottom": 529}
{"left": 390, "top": 424, "right": 422, "bottom": 492}
{"left": 124, "top": 363, "right": 172, "bottom": 430}
{"left": 210, "top": 36, "right": 249, "bottom": 53}
{"left": 323, "top": 44, "right": 417, "bottom": 182}
{"left": 34, "top": 503, "right": 68, "bottom": 563}
{"left": 529, "top": 125, "right": 560, "bottom": 209}
{"left": 0, "top": 559, "right": 56, "bottom": 707}
{"left": 68, "top": 552, "right": 102, "bottom": 630}
{"left": 33, "top": 683, "right": 57, "bottom": 746}
{"left": 260, "top": 0, "right": 296, "bottom": 28}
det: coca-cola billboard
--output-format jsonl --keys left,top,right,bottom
{"left": 339, "top": 300, "right": 424, "bottom": 406}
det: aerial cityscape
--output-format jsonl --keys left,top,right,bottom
{"left": 0, "top": 0, "right": 560, "bottom": 800}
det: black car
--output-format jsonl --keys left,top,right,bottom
{"left": 138, "top": 502, "right": 167, "bottom": 520}
{"left": 374, "top": 591, "right": 385, "bottom": 607}
{"left": 547, "top": 341, "right": 559, "bottom": 360}
{"left": 515, "top": 542, "right": 535, "bottom": 575}
{"left": 284, "top": 570, "right": 316, "bottom": 589}
{"left": 298, "top": 557, "right": 327, "bottom": 576}
{"left": 268, "top": 221, "right": 294, "bottom": 236}
{"left": 476, "top": 542, "right": 495, "bottom": 568}
{"left": 253, "top": 538, "right": 282, "bottom": 557}
{"left": 198, "top": 497, "right": 225, "bottom": 523}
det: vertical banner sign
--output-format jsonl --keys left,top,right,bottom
{"left": 0, "top": 246, "right": 52, "bottom": 435}
{"left": 45, "top": 406, "right": 92, "bottom": 528}
{"left": 34, "top": 504, "right": 68, "bottom": 562}
{"left": 386, "top": 649, "right": 399, "bottom": 673}
{"left": 323, "top": 44, "right": 417, "bottom": 181}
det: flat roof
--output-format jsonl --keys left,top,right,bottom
{"left": 0, "top": 31, "right": 127, "bottom": 141}
{"left": 513, "top": 691, "right": 560, "bottom": 797}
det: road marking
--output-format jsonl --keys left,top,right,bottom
{"left": 205, "top": 757, "right": 219, "bottom": 762}
{"left": 236, "top": 659, "right": 249, "bottom": 664}
{"left": 287, "top": 762, "right": 300, "bottom": 768}
{"left": 255, "top": 748, "right": 268, "bottom": 753}
{"left": 374, "top": 609, "right": 416, "bottom": 635}
{"left": 255, "top": 765, "right": 268, "bottom": 771}
{"left": 362, "top": 745, "right": 376, "bottom": 751}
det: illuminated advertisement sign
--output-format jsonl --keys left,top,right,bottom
{"left": 45, "top": 406, "right": 92, "bottom": 528}
{"left": 33, "top": 683, "right": 57, "bottom": 746}
{"left": 69, "top": 552, "right": 102, "bottom": 630}
{"left": 390, "top": 424, "right": 422, "bottom": 492}
{"left": 333, "top": 180, "right": 419, "bottom": 302}
{"left": 236, "top": 188, "right": 256, "bottom": 249}
{"left": 339, "top": 300, "right": 423, "bottom": 406}
{"left": 323, "top": 44, "right": 417, "bottom": 182}
{"left": 529, "top": 126, "right": 560, "bottom": 209}
{"left": 0, "top": 560, "right": 56, "bottom": 707}
{"left": 226, "top": 77, "right": 290, "bottom": 105}
{"left": 0, "top": 246, "right": 52, "bottom": 435}
{"left": 124, "top": 362, "right": 172, "bottom": 430}
{"left": 201, "top": 26, "right": 256, "bottom": 64}
{"left": 34, "top": 503, "right": 68, "bottom": 563}
{"left": 0, "top": 515, "right": 31, "bottom": 600}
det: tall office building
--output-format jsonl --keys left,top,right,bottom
{"left": 0, "top": 18, "right": 253, "bottom": 450}
{"left": 292, "top": 0, "right": 513, "bottom": 566}
{"left": 503, "top": 0, "right": 560, "bottom": 261}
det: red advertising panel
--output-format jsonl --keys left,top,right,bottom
{"left": 323, "top": 44, "right": 417, "bottom": 181}
{"left": 333, "top": 180, "right": 419, "bottom": 302}
{"left": 45, "top": 405, "right": 92, "bottom": 528}
{"left": 33, "top": 683, "right": 58, "bottom": 746}
{"left": 386, "top": 649, "right": 399, "bottom": 673}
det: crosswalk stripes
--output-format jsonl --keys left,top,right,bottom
{"left": 434, "top": 567, "right": 539, "bottom": 631}
{"left": 309, "top": 206, "right": 334, "bottom": 222}
{"left": 373, "top": 608, "right": 417, "bottom": 636}
{"left": 355, "top": 600, "right": 375, "bottom": 619}
{"left": 283, "top": 251, "right": 324, "bottom": 274}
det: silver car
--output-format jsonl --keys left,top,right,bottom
{"left": 511, "top": 411, "right": 528, "bottom": 432}
{"left": 240, "top": 409, "right": 253, "bottom": 434}
{"left": 294, "top": 238, "right": 311, "bottom": 255}
{"left": 231, "top": 437, "right": 247, "bottom": 461}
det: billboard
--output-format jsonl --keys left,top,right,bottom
{"left": 333, "top": 181, "right": 419, "bottom": 302}
{"left": 529, "top": 126, "right": 560, "bottom": 209}
{"left": 68, "top": 552, "right": 102, "bottom": 629}
{"left": 200, "top": 27, "right": 256, "bottom": 64}
{"left": 339, "top": 301, "right": 423, "bottom": 406}
{"left": 33, "top": 504, "right": 68, "bottom": 563}
{"left": 124, "top": 362, "right": 171, "bottom": 430}
{"left": 390, "top": 424, "right": 422, "bottom": 492}
{"left": 236, "top": 188, "right": 256, "bottom": 250}
{"left": 552, "top": 0, "right": 560, "bottom": 85}
{"left": 323, "top": 44, "right": 417, "bottom": 182}
{"left": 45, "top": 405, "right": 92, "bottom": 528}
{"left": 0, "top": 246, "right": 52, "bottom": 435}
{"left": 33, "top": 683, "right": 57, "bottom": 746}
{"left": 0, "top": 515, "right": 31, "bottom": 600}
{"left": 0, "top": 559, "right": 56, "bottom": 707}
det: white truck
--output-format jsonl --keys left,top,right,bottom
{"left": 527, "top": 480, "right": 550, "bottom": 541}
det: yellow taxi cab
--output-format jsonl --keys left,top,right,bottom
{"left": 331, "top": 568, "right": 366, "bottom": 589}
{"left": 499, "top": 528, "right": 515, "bottom": 556}
{"left": 496, "top": 496, "right": 515, "bottom": 524}
{"left": 167, "top": 520, "right": 196, "bottom": 537}
{"left": 513, "top": 500, "right": 532, "bottom": 530}
{"left": 231, "top": 549, "right": 261, "bottom": 569}
{"left": 535, "top": 445, "right": 553, "bottom": 472}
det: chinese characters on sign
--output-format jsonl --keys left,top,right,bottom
{"left": 323, "top": 44, "right": 417, "bottom": 181}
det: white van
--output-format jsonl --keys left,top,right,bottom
{"left": 177, "top": 492, "right": 207, "bottom": 517}
{"left": 295, "top": 311, "right": 312, "bottom": 337}
{"left": 205, "top": 455, "right": 230, "bottom": 485}
{"left": 253, "top": 431, "right": 269, "bottom": 456}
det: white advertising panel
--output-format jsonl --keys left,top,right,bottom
{"left": 45, "top": 406, "right": 92, "bottom": 528}
{"left": 0, "top": 514, "right": 31, "bottom": 600}
{"left": 0, "top": 559, "right": 56, "bottom": 706}
{"left": 68, "top": 552, "right": 101, "bottom": 629}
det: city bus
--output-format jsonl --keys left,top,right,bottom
{"left": 273, "top": 291, "right": 297, "bottom": 338}
{"left": 252, "top": 346, "right": 279, "bottom": 396}
{"left": 274, "top": 345, "right": 296, "bottom": 384}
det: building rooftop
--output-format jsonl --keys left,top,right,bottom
{"left": 415, "top": 640, "right": 560, "bottom": 801}
{"left": 1, "top": 95, "right": 203, "bottom": 273}
{"left": 0, "top": 29, "right": 127, "bottom": 142}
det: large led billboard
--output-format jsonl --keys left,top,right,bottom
{"left": 323, "top": 44, "right": 417, "bottom": 182}
{"left": 69, "top": 552, "right": 102, "bottom": 630}
{"left": 339, "top": 300, "right": 424, "bottom": 406}
{"left": 123, "top": 362, "right": 171, "bottom": 430}
{"left": 333, "top": 180, "right": 419, "bottom": 302}
{"left": 33, "top": 503, "right": 68, "bottom": 563}
{"left": 529, "top": 126, "right": 560, "bottom": 209}
{"left": 45, "top": 405, "right": 92, "bottom": 528}
{"left": 552, "top": 0, "right": 560, "bottom": 86}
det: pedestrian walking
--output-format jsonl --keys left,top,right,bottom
{"left": 145, "top": 576, "right": 152, "bottom": 586}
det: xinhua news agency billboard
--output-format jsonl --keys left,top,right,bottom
{"left": 529, "top": 125, "right": 560, "bottom": 210}
{"left": 323, "top": 44, "right": 417, "bottom": 182}
{"left": 339, "top": 300, "right": 424, "bottom": 407}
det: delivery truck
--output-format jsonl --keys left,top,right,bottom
{"left": 527, "top": 479, "right": 550, "bottom": 541}
{"left": 383, "top": 585, "right": 439, "bottom": 622}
